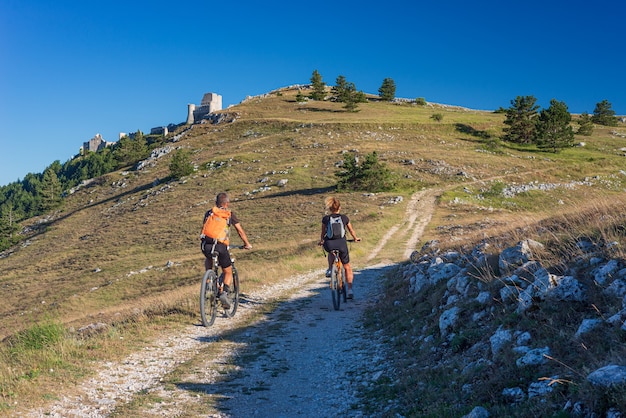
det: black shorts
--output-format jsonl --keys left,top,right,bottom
{"left": 201, "top": 239, "right": 232, "bottom": 268}
{"left": 323, "top": 239, "right": 350, "bottom": 264}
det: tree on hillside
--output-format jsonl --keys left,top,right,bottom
{"left": 342, "top": 82, "right": 367, "bottom": 112}
{"left": 295, "top": 90, "right": 307, "bottom": 103}
{"left": 309, "top": 70, "right": 326, "bottom": 101}
{"left": 502, "top": 95, "right": 540, "bottom": 144}
{"left": 576, "top": 112, "right": 594, "bottom": 136}
{"left": 114, "top": 130, "right": 148, "bottom": 167}
{"left": 332, "top": 75, "right": 349, "bottom": 102}
{"left": 378, "top": 78, "right": 396, "bottom": 101}
{"left": 169, "top": 149, "right": 194, "bottom": 179}
{"left": 60, "top": 149, "right": 116, "bottom": 188}
{"left": 415, "top": 97, "right": 427, "bottom": 106}
{"left": 5, "top": 177, "right": 39, "bottom": 220}
{"left": 0, "top": 204, "right": 19, "bottom": 250}
{"left": 336, "top": 151, "right": 395, "bottom": 192}
{"left": 591, "top": 99, "right": 618, "bottom": 126}
{"left": 40, "top": 167, "right": 62, "bottom": 211}
{"left": 536, "top": 99, "right": 575, "bottom": 152}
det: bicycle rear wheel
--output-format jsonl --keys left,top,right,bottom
{"left": 224, "top": 266, "right": 240, "bottom": 318}
{"left": 340, "top": 266, "right": 347, "bottom": 303}
{"left": 200, "top": 270, "right": 218, "bottom": 326}
{"left": 331, "top": 264, "right": 341, "bottom": 310}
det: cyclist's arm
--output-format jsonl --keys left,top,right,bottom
{"left": 319, "top": 222, "right": 327, "bottom": 245}
{"left": 346, "top": 221, "right": 361, "bottom": 242}
{"left": 233, "top": 222, "right": 252, "bottom": 249}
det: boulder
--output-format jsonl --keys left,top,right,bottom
{"left": 516, "top": 346, "right": 550, "bottom": 367}
{"left": 587, "top": 365, "right": 626, "bottom": 387}
{"left": 499, "top": 240, "right": 544, "bottom": 274}
{"left": 439, "top": 306, "right": 460, "bottom": 337}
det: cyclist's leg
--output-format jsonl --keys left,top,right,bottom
{"left": 337, "top": 240, "right": 354, "bottom": 295}
{"left": 344, "top": 263, "right": 354, "bottom": 289}
{"left": 324, "top": 240, "right": 344, "bottom": 270}
{"left": 322, "top": 240, "right": 334, "bottom": 271}
{"left": 201, "top": 239, "right": 212, "bottom": 271}
{"left": 214, "top": 243, "right": 233, "bottom": 287}
{"left": 222, "top": 265, "right": 233, "bottom": 287}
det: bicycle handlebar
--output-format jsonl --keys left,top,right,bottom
{"left": 230, "top": 245, "right": 252, "bottom": 250}
{"left": 318, "top": 238, "right": 361, "bottom": 245}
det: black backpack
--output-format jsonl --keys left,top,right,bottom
{"left": 326, "top": 214, "right": 345, "bottom": 240}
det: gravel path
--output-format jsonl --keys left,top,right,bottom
{"left": 23, "top": 264, "right": 397, "bottom": 418}
{"left": 23, "top": 192, "right": 428, "bottom": 417}
{"left": 208, "top": 263, "right": 395, "bottom": 418}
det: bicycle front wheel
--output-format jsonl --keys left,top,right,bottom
{"left": 331, "top": 264, "right": 341, "bottom": 310}
{"left": 224, "top": 266, "right": 240, "bottom": 318}
{"left": 200, "top": 270, "right": 218, "bottom": 326}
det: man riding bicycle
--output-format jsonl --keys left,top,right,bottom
{"left": 201, "top": 192, "right": 252, "bottom": 309}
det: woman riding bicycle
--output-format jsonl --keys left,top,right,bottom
{"left": 318, "top": 196, "right": 360, "bottom": 299}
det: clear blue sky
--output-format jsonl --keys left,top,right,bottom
{"left": 1, "top": 0, "right": 625, "bottom": 187}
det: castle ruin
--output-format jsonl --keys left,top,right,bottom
{"left": 186, "top": 93, "right": 222, "bottom": 124}
{"left": 82, "top": 133, "right": 114, "bottom": 153}
{"left": 83, "top": 92, "right": 223, "bottom": 152}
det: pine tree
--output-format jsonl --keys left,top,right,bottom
{"left": 332, "top": 75, "right": 349, "bottom": 102}
{"left": 342, "top": 82, "right": 363, "bottom": 112}
{"left": 295, "top": 90, "right": 306, "bottom": 103}
{"left": 591, "top": 99, "right": 618, "bottom": 126}
{"left": 502, "top": 96, "right": 540, "bottom": 144}
{"left": 309, "top": 70, "right": 326, "bottom": 101}
{"left": 169, "top": 149, "right": 194, "bottom": 179}
{"left": 0, "top": 204, "right": 19, "bottom": 250}
{"left": 378, "top": 78, "right": 396, "bottom": 101}
{"left": 576, "top": 112, "right": 594, "bottom": 136}
{"left": 114, "top": 130, "right": 148, "bottom": 167}
{"left": 40, "top": 168, "right": 62, "bottom": 211}
{"left": 336, "top": 151, "right": 395, "bottom": 192}
{"left": 536, "top": 99, "right": 575, "bottom": 152}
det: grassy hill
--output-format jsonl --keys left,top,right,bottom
{"left": 2, "top": 86, "right": 626, "bottom": 413}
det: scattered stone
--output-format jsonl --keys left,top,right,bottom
{"left": 587, "top": 365, "right": 626, "bottom": 387}
{"left": 516, "top": 347, "right": 550, "bottom": 367}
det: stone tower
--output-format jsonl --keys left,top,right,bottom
{"left": 186, "top": 93, "right": 222, "bottom": 124}
{"left": 186, "top": 104, "right": 196, "bottom": 125}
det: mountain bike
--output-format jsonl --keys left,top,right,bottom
{"left": 325, "top": 239, "right": 358, "bottom": 310}
{"left": 200, "top": 245, "right": 240, "bottom": 327}
{"left": 329, "top": 248, "right": 347, "bottom": 310}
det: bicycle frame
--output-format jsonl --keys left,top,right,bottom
{"left": 329, "top": 249, "right": 347, "bottom": 310}
{"left": 200, "top": 243, "right": 240, "bottom": 326}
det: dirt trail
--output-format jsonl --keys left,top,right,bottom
{"left": 21, "top": 190, "right": 435, "bottom": 418}
{"left": 367, "top": 189, "right": 440, "bottom": 263}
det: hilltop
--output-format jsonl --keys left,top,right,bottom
{"left": 2, "top": 86, "right": 626, "bottom": 416}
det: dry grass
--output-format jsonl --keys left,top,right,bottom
{"left": 1, "top": 86, "right": 625, "bottom": 412}
{"left": 366, "top": 195, "right": 626, "bottom": 416}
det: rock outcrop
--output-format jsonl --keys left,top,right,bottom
{"left": 401, "top": 238, "right": 626, "bottom": 414}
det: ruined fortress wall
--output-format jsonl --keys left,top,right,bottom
{"left": 187, "top": 93, "right": 222, "bottom": 124}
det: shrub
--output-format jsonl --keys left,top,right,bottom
{"left": 336, "top": 151, "right": 395, "bottom": 192}
{"left": 169, "top": 149, "right": 194, "bottom": 179}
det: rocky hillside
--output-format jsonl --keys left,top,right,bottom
{"left": 2, "top": 86, "right": 626, "bottom": 416}
{"left": 376, "top": 230, "right": 626, "bottom": 416}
